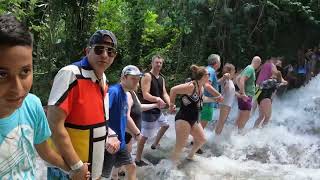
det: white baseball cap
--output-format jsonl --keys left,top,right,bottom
{"left": 121, "top": 65, "right": 144, "bottom": 77}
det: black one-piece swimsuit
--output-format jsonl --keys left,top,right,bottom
{"left": 175, "top": 82, "right": 203, "bottom": 127}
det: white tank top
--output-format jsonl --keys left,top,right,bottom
{"left": 221, "top": 79, "right": 235, "bottom": 107}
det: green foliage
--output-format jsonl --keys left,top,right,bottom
{"left": 0, "top": 0, "right": 37, "bottom": 19}
{"left": 1, "top": 0, "right": 319, "bottom": 101}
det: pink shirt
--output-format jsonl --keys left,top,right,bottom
{"left": 256, "top": 62, "right": 273, "bottom": 86}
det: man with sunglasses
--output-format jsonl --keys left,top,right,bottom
{"left": 47, "top": 30, "right": 120, "bottom": 180}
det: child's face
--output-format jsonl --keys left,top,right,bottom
{"left": 230, "top": 69, "right": 236, "bottom": 77}
{"left": 0, "top": 46, "right": 33, "bottom": 117}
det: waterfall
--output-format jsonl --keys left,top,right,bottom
{"left": 135, "top": 75, "right": 320, "bottom": 180}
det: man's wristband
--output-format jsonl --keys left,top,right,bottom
{"left": 108, "top": 134, "right": 118, "bottom": 138}
{"left": 70, "top": 160, "right": 83, "bottom": 171}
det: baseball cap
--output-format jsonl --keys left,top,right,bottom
{"left": 121, "top": 65, "right": 144, "bottom": 77}
{"left": 89, "top": 30, "right": 117, "bottom": 48}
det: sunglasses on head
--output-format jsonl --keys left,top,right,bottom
{"left": 91, "top": 45, "right": 117, "bottom": 57}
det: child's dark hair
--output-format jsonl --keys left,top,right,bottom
{"left": 190, "top": 65, "right": 207, "bottom": 80}
{"left": 0, "top": 14, "right": 33, "bottom": 47}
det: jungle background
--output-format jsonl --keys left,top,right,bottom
{"left": 1, "top": 0, "right": 319, "bottom": 102}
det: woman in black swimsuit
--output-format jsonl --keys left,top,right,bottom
{"left": 254, "top": 71, "right": 287, "bottom": 128}
{"left": 169, "top": 65, "right": 213, "bottom": 165}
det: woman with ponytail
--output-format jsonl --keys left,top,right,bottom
{"left": 169, "top": 65, "right": 218, "bottom": 165}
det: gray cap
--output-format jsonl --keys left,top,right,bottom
{"left": 121, "top": 65, "right": 144, "bottom": 77}
{"left": 89, "top": 30, "right": 117, "bottom": 48}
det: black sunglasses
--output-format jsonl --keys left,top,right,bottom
{"left": 92, "top": 46, "right": 117, "bottom": 57}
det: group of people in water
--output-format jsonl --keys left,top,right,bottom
{"left": 169, "top": 55, "right": 288, "bottom": 166}
{"left": 0, "top": 14, "right": 289, "bottom": 180}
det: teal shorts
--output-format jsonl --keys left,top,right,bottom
{"left": 200, "top": 104, "right": 215, "bottom": 121}
{"left": 47, "top": 167, "right": 69, "bottom": 180}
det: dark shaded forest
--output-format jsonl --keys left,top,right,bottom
{"left": 1, "top": 0, "right": 319, "bottom": 102}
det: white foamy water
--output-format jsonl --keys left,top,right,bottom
{"left": 135, "top": 75, "right": 320, "bottom": 180}
{"left": 37, "top": 75, "right": 320, "bottom": 179}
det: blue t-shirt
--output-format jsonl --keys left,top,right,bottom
{"left": 0, "top": 94, "right": 51, "bottom": 179}
{"left": 203, "top": 66, "right": 219, "bottom": 107}
{"left": 108, "top": 84, "right": 128, "bottom": 150}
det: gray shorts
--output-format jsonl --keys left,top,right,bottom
{"left": 141, "top": 112, "right": 169, "bottom": 138}
{"left": 101, "top": 148, "right": 133, "bottom": 178}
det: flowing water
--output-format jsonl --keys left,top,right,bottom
{"left": 37, "top": 76, "right": 320, "bottom": 180}
{"left": 134, "top": 75, "right": 320, "bottom": 180}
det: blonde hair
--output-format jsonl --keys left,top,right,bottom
{"left": 190, "top": 65, "right": 207, "bottom": 80}
{"left": 273, "top": 70, "right": 282, "bottom": 82}
{"left": 152, "top": 54, "right": 164, "bottom": 63}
